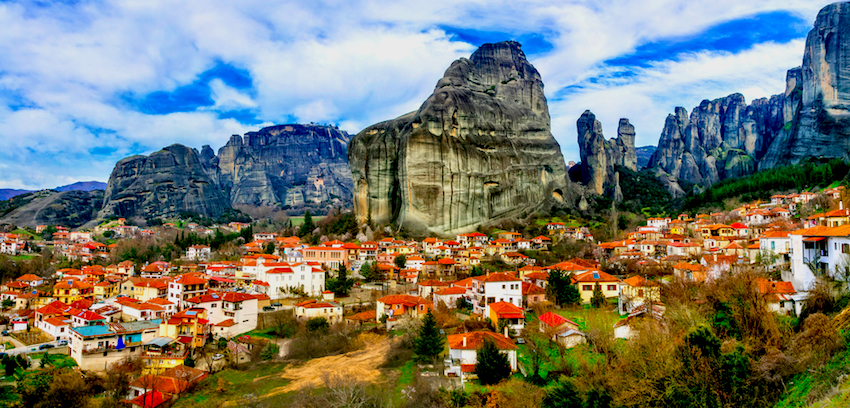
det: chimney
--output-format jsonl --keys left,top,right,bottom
{"left": 462, "top": 336, "right": 467, "bottom": 347}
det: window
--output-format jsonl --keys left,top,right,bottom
{"left": 582, "top": 285, "right": 592, "bottom": 291}
{"left": 638, "top": 289, "right": 644, "bottom": 297}
{"left": 607, "top": 285, "right": 616, "bottom": 291}
{"left": 843, "top": 244, "right": 850, "bottom": 254}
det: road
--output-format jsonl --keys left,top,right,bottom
{"left": 1, "top": 339, "right": 68, "bottom": 356}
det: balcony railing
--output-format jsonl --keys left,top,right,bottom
{"left": 81, "top": 341, "right": 142, "bottom": 355}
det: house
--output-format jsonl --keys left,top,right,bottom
{"left": 132, "top": 279, "right": 169, "bottom": 302}
{"left": 666, "top": 241, "right": 702, "bottom": 257}
{"left": 255, "top": 261, "right": 326, "bottom": 297}
{"left": 127, "top": 364, "right": 207, "bottom": 403}
{"left": 186, "top": 292, "right": 259, "bottom": 337}
{"left": 789, "top": 225, "right": 850, "bottom": 291}
{"left": 618, "top": 276, "right": 661, "bottom": 314}
{"left": 572, "top": 270, "right": 621, "bottom": 304}
{"left": 614, "top": 304, "right": 665, "bottom": 339}
{"left": 538, "top": 312, "right": 585, "bottom": 348}
{"left": 140, "top": 336, "right": 191, "bottom": 375}
{"left": 125, "top": 390, "right": 171, "bottom": 408}
{"left": 167, "top": 274, "right": 209, "bottom": 309}
{"left": 41, "top": 317, "right": 72, "bottom": 342}
{"left": 302, "top": 246, "right": 348, "bottom": 270}
{"left": 672, "top": 261, "right": 708, "bottom": 282}
{"left": 376, "top": 294, "right": 433, "bottom": 327}
{"left": 433, "top": 286, "right": 468, "bottom": 308}
{"left": 69, "top": 319, "right": 162, "bottom": 370}
{"left": 486, "top": 301, "right": 525, "bottom": 334}
{"left": 140, "top": 262, "right": 170, "bottom": 279}
{"left": 471, "top": 273, "right": 522, "bottom": 315}
{"left": 417, "top": 280, "right": 450, "bottom": 300}
{"left": 186, "top": 245, "right": 211, "bottom": 261}
{"left": 16, "top": 274, "right": 43, "bottom": 287}
{"left": 757, "top": 279, "right": 800, "bottom": 315}
{"left": 444, "top": 331, "right": 518, "bottom": 385}
{"left": 522, "top": 282, "right": 546, "bottom": 307}
{"left": 294, "top": 299, "right": 344, "bottom": 325}
{"left": 159, "top": 308, "right": 210, "bottom": 349}
{"left": 53, "top": 280, "right": 94, "bottom": 304}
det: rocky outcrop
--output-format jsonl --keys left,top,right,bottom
{"left": 760, "top": 2, "right": 850, "bottom": 168}
{"left": 646, "top": 93, "right": 786, "bottom": 196}
{"left": 0, "top": 190, "right": 104, "bottom": 228}
{"left": 99, "top": 144, "right": 230, "bottom": 221}
{"left": 348, "top": 41, "right": 572, "bottom": 236}
{"left": 216, "top": 124, "right": 352, "bottom": 209}
{"left": 576, "top": 111, "right": 636, "bottom": 198}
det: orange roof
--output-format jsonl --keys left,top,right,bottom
{"left": 473, "top": 272, "right": 519, "bottom": 283}
{"left": 488, "top": 301, "right": 524, "bottom": 318}
{"left": 522, "top": 282, "right": 545, "bottom": 295}
{"left": 418, "top": 279, "right": 449, "bottom": 287}
{"left": 347, "top": 310, "right": 377, "bottom": 321}
{"left": 16, "top": 274, "right": 41, "bottom": 282}
{"left": 435, "top": 287, "right": 467, "bottom": 295}
{"left": 792, "top": 225, "right": 850, "bottom": 237}
{"left": 446, "top": 331, "right": 517, "bottom": 350}
{"left": 377, "top": 294, "right": 432, "bottom": 306}
{"left": 538, "top": 311, "right": 578, "bottom": 329}
{"left": 622, "top": 276, "right": 657, "bottom": 287}
{"left": 572, "top": 270, "right": 619, "bottom": 283}
{"left": 673, "top": 262, "right": 706, "bottom": 272}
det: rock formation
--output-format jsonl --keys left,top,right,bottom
{"left": 99, "top": 144, "right": 231, "bottom": 220}
{"left": 216, "top": 124, "right": 352, "bottom": 209}
{"left": 348, "top": 41, "right": 572, "bottom": 236}
{"left": 646, "top": 93, "right": 786, "bottom": 196}
{"left": 576, "top": 111, "right": 636, "bottom": 199}
{"left": 647, "top": 2, "right": 850, "bottom": 194}
{"left": 100, "top": 124, "right": 353, "bottom": 223}
{"left": 0, "top": 190, "right": 104, "bottom": 228}
{"left": 760, "top": 2, "right": 850, "bottom": 167}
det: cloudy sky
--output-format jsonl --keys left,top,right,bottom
{"left": 0, "top": 0, "right": 829, "bottom": 189}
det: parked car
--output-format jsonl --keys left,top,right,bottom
{"left": 39, "top": 344, "right": 55, "bottom": 350}
{"left": 271, "top": 303, "right": 282, "bottom": 307}
{"left": 1, "top": 330, "right": 8, "bottom": 336}
{"left": 57, "top": 340, "right": 68, "bottom": 346}
{"left": 262, "top": 306, "right": 275, "bottom": 311}
{"left": 212, "top": 353, "right": 224, "bottom": 360}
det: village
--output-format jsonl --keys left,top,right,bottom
{"left": 0, "top": 184, "right": 847, "bottom": 406}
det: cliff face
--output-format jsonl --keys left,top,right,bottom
{"left": 99, "top": 144, "right": 231, "bottom": 220}
{"left": 646, "top": 93, "right": 786, "bottom": 196}
{"left": 577, "top": 111, "right": 636, "bottom": 199}
{"left": 0, "top": 190, "right": 104, "bottom": 228}
{"left": 216, "top": 124, "right": 352, "bottom": 209}
{"left": 100, "top": 124, "right": 353, "bottom": 222}
{"left": 349, "top": 41, "right": 572, "bottom": 236}
{"left": 760, "top": 2, "right": 850, "bottom": 167}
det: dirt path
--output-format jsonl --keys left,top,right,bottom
{"left": 264, "top": 333, "right": 390, "bottom": 397}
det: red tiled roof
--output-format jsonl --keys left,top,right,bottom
{"left": 473, "top": 272, "right": 519, "bottom": 283}
{"left": 522, "top": 282, "right": 545, "bottom": 295}
{"left": 435, "top": 287, "right": 467, "bottom": 295}
{"left": 446, "top": 331, "right": 517, "bottom": 350}
{"left": 538, "top": 311, "right": 578, "bottom": 329}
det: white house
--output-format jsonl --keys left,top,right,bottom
{"left": 167, "top": 274, "right": 209, "bottom": 309}
{"left": 256, "top": 261, "right": 326, "bottom": 297}
{"left": 471, "top": 273, "right": 522, "bottom": 315}
{"left": 186, "top": 245, "right": 211, "bottom": 261}
{"left": 41, "top": 317, "right": 72, "bottom": 342}
{"left": 294, "top": 299, "right": 343, "bottom": 324}
{"left": 186, "top": 292, "right": 259, "bottom": 337}
{"left": 444, "top": 331, "right": 518, "bottom": 385}
{"left": 789, "top": 225, "right": 850, "bottom": 292}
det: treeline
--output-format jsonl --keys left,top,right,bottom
{"left": 616, "top": 166, "right": 677, "bottom": 216}
{"left": 684, "top": 159, "right": 849, "bottom": 211}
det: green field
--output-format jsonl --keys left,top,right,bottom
{"left": 289, "top": 216, "right": 326, "bottom": 226}
{"left": 173, "top": 362, "right": 291, "bottom": 408}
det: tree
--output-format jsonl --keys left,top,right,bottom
{"left": 261, "top": 342, "right": 280, "bottom": 360}
{"left": 263, "top": 242, "right": 275, "bottom": 255}
{"left": 546, "top": 269, "right": 581, "bottom": 306}
{"left": 301, "top": 211, "right": 315, "bottom": 237}
{"left": 591, "top": 283, "right": 606, "bottom": 308}
{"left": 542, "top": 376, "right": 582, "bottom": 408}
{"left": 394, "top": 254, "right": 407, "bottom": 270}
{"left": 414, "top": 310, "right": 444, "bottom": 363}
{"left": 184, "top": 354, "right": 196, "bottom": 368}
{"left": 217, "top": 336, "right": 228, "bottom": 349}
{"left": 327, "top": 262, "right": 353, "bottom": 297}
{"left": 456, "top": 297, "right": 472, "bottom": 310}
{"left": 360, "top": 261, "right": 383, "bottom": 282}
{"left": 475, "top": 338, "right": 511, "bottom": 385}
{"left": 1, "top": 299, "right": 12, "bottom": 309}
{"left": 306, "top": 317, "right": 330, "bottom": 333}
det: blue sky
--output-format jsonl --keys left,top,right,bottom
{"left": 0, "top": 0, "right": 829, "bottom": 189}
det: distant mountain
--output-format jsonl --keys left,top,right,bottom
{"left": 0, "top": 181, "right": 106, "bottom": 202}
{"left": 55, "top": 181, "right": 106, "bottom": 192}
{"left": 635, "top": 146, "right": 656, "bottom": 170}
{"left": 0, "top": 189, "right": 32, "bottom": 201}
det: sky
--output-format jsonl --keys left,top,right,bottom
{"left": 0, "top": 0, "right": 830, "bottom": 189}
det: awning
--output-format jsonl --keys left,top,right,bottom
{"left": 498, "top": 313, "right": 525, "bottom": 319}
{"left": 803, "top": 237, "right": 826, "bottom": 242}
{"left": 144, "top": 337, "right": 175, "bottom": 347}
{"left": 177, "top": 336, "right": 193, "bottom": 344}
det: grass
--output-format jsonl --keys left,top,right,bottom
{"left": 29, "top": 353, "right": 76, "bottom": 369}
{"left": 173, "top": 362, "right": 290, "bottom": 408}
{"left": 552, "top": 306, "right": 625, "bottom": 331}
{"left": 777, "top": 348, "right": 850, "bottom": 408}
{"left": 391, "top": 359, "right": 417, "bottom": 406}
{"left": 289, "top": 216, "right": 326, "bottom": 226}
{"left": 240, "top": 327, "right": 284, "bottom": 340}
{"left": 8, "top": 255, "right": 36, "bottom": 261}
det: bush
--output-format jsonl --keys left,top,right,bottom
{"left": 260, "top": 342, "right": 280, "bottom": 361}
{"left": 306, "top": 317, "right": 330, "bottom": 333}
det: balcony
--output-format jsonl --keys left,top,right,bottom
{"left": 81, "top": 341, "right": 142, "bottom": 355}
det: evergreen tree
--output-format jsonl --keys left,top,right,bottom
{"left": 301, "top": 211, "right": 315, "bottom": 237}
{"left": 546, "top": 269, "right": 581, "bottom": 306}
{"left": 394, "top": 254, "right": 407, "bottom": 270}
{"left": 475, "top": 337, "right": 511, "bottom": 385}
{"left": 184, "top": 354, "right": 195, "bottom": 368}
{"left": 414, "top": 310, "right": 444, "bottom": 363}
{"left": 591, "top": 283, "right": 606, "bottom": 308}
{"left": 263, "top": 242, "right": 275, "bottom": 254}
{"left": 543, "top": 377, "right": 583, "bottom": 408}
{"left": 361, "top": 261, "right": 383, "bottom": 282}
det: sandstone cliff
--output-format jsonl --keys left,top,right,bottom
{"left": 216, "top": 124, "right": 352, "bottom": 209}
{"left": 0, "top": 190, "right": 104, "bottom": 228}
{"left": 348, "top": 41, "right": 572, "bottom": 236}
{"left": 576, "top": 110, "right": 636, "bottom": 200}
{"left": 99, "top": 144, "right": 231, "bottom": 221}
{"left": 760, "top": 2, "right": 850, "bottom": 168}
